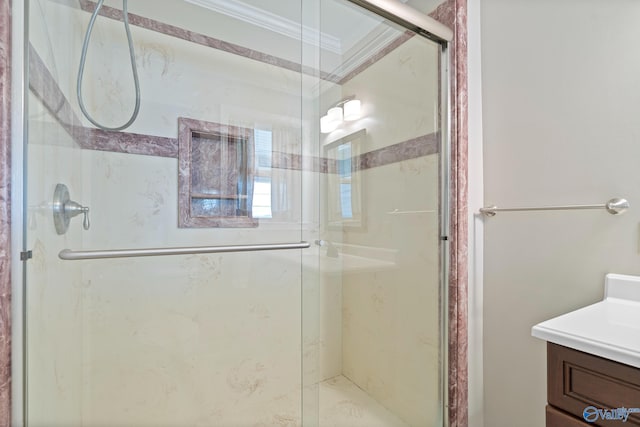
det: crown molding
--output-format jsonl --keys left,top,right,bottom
{"left": 184, "top": 0, "right": 342, "bottom": 54}
{"left": 338, "top": 24, "right": 403, "bottom": 78}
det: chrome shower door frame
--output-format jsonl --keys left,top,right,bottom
{"left": 11, "top": 0, "right": 453, "bottom": 425}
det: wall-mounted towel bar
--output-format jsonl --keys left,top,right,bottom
{"left": 479, "top": 198, "right": 629, "bottom": 217}
{"left": 59, "top": 241, "right": 310, "bottom": 261}
{"left": 386, "top": 209, "right": 436, "bottom": 215}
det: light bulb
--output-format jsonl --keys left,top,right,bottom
{"left": 321, "top": 106, "right": 343, "bottom": 134}
{"left": 320, "top": 114, "right": 338, "bottom": 133}
{"left": 343, "top": 99, "right": 361, "bottom": 121}
{"left": 327, "top": 106, "right": 343, "bottom": 123}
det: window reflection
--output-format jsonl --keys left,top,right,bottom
{"left": 253, "top": 128, "right": 273, "bottom": 219}
{"left": 325, "top": 129, "right": 365, "bottom": 229}
{"left": 337, "top": 142, "right": 353, "bottom": 219}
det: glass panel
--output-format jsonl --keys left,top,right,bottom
{"left": 317, "top": 2, "right": 444, "bottom": 426}
{"left": 23, "top": 0, "right": 445, "bottom": 425}
{"left": 25, "top": 0, "right": 312, "bottom": 425}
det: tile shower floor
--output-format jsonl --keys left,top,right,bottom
{"left": 234, "top": 374, "right": 409, "bottom": 426}
{"left": 159, "top": 374, "right": 409, "bottom": 426}
{"left": 319, "top": 375, "right": 408, "bottom": 427}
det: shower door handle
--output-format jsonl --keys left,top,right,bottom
{"left": 59, "top": 241, "right": 311, "bottom": 260}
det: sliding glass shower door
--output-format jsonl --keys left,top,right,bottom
{"left": 312, "top": 2, "right": 447, "bottom": 425}
{"left": 22, "top": 0, "right": 448, "bottom": 425}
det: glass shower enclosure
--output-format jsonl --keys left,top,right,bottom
{"left": 20, "top": 0, "right": 450, "bottom": 425}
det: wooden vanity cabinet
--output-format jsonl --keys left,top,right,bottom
{"left": 547, "top": 343, "right": 640, "bottom": 426}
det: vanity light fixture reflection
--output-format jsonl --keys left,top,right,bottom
{"left": 323, "top": 106, "right": 343, "bottom": 133}
{"left": 343, "top": 99, "right": 361, "bottom": 121}
{"left": 320, "top": 97, "right": 362, "bottom": 133}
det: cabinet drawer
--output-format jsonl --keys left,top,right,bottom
{"left": 547, "top": 405, "right": 588, "bottom": 427}
{"left": 548, "top": 343, "right": 640, "bottom": 426}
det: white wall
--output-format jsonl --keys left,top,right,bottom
{"left": 481, "top": 1, "right": 640, "bottom": 426}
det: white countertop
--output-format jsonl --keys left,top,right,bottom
{"left": 532, "top": 273, "right": 640, "bottom": 368}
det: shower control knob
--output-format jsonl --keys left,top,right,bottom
{"left": 64, "top": 201, "right": 90, "bottom": 230}
{"left": 52, "top": 184, "right": 91, "bottom": 235}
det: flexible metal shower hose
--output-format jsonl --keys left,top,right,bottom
{"left": 77, "top": 0, "right": 140, "bottom": 131}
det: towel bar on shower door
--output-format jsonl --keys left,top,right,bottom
{"left": 479, "top": 198, "right": 629, "bottom": 217}
{"left": 58, "top": 241, "right": 311, "bottom": 261}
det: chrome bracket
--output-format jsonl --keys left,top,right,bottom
{"left": 52, "top": 183, "right": 90, "bottom": 235}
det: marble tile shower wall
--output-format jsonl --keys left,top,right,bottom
{"left": 28, "top": 1, "right": 324, "bottom": 425}
{"left": 0, "top": 0, "right": 9, "bottom": 423}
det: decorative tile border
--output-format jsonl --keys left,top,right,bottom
{"left": 355, "top": 133, "right": 438, "bottom": 171}
{"left": 432, "top": 0, "right": 469, "bottom": 426}
{"left": 78, "top": 0, "right": 340, "bottom": 83}
{"left": 337, "top": 31, "right": 415, "bottom": 85}
{"left": 0, "top": 0, "right": 11, "bottom": 424}
{"left": 29, "top": 44, "right": 439, "bottom": 172}
{"left": 28, "top": 44, "right": 82, "bottom": 134}
{"left": 28, "top": 0, "right": 442, "bottom": 168}
{"left": 270, "top": 152, "right": 329, "bottom": 174}
{"left": 74, "top": 126, "right": 178, "bottom": 158}
{"left": 270, "top": 134, "right": 439, "bottom": 174}
{"left": 29, "top": 44, "right": 178, "bottom": 158}
{"left": 77, "top": 0, "right": 428, "bottom": 87}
